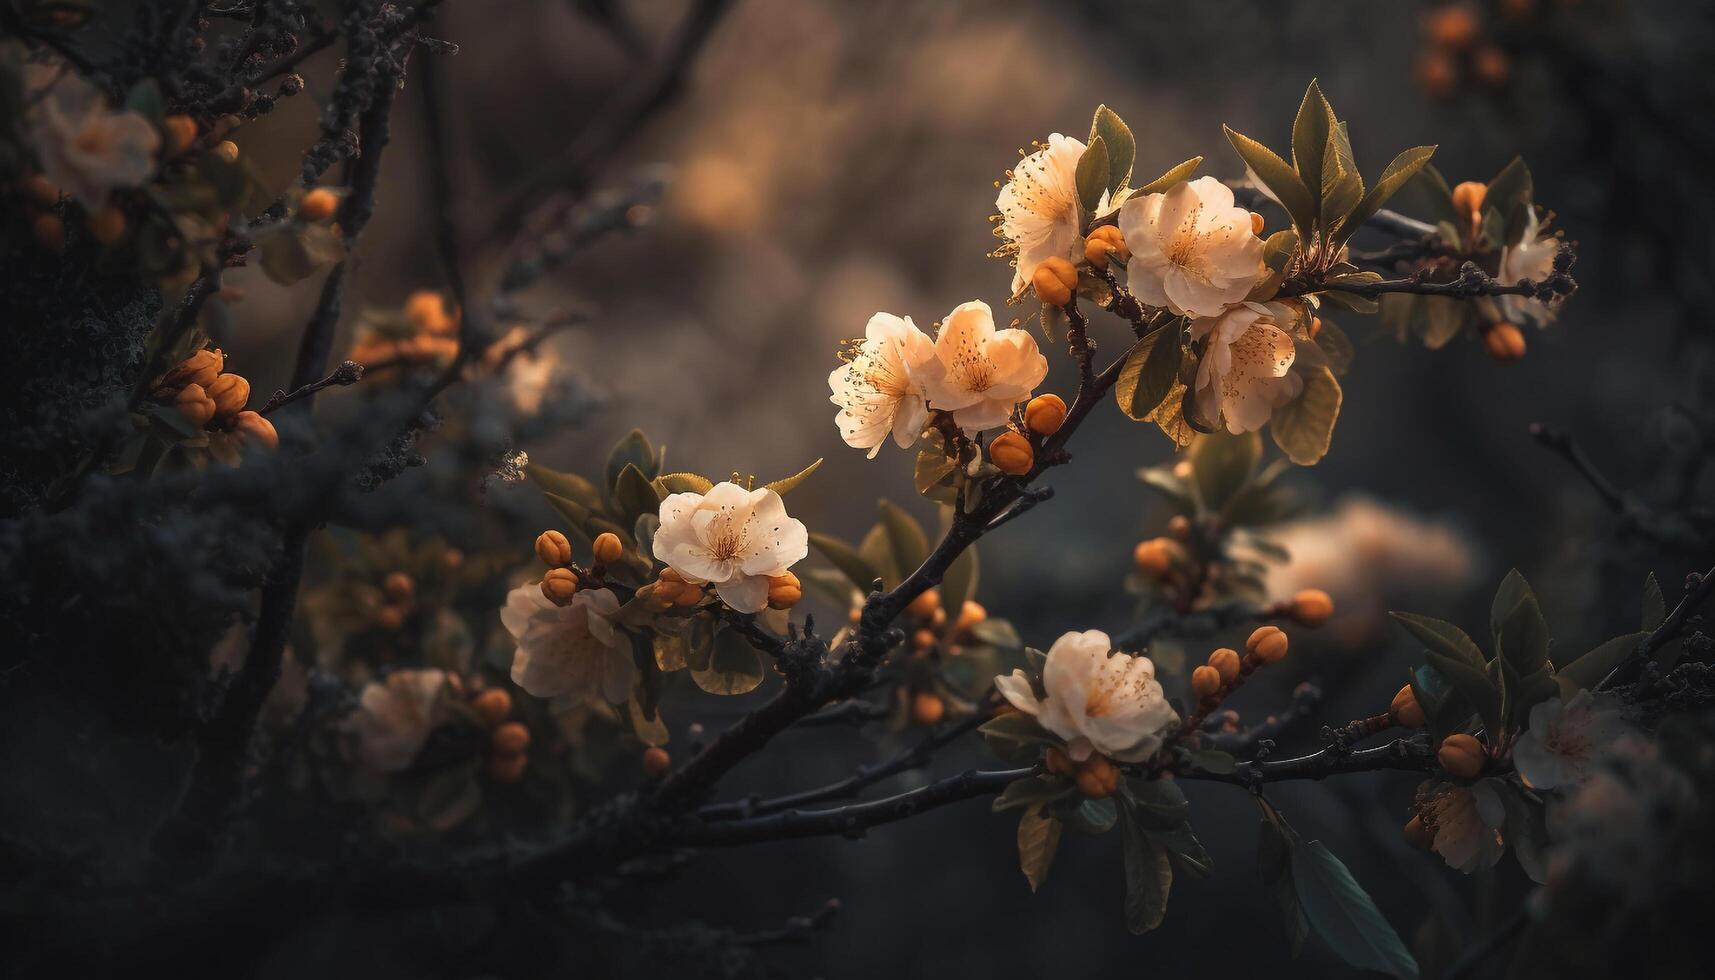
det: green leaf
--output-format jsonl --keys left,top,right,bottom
{"left": 416, "top": 764, "right": 482, "bottom": 832}
{"left": 613, "top": 462, "right": 663, "bottom": 528}
{"left": 1425, "top": 651, "right": 1501, "bottom": 737}
{"left": 979, "top": 710, "right": 1058, "bottom": 763}
{"left": 968, "top": 617, "right": 1021, "bottom": 650}
{"left": 1313, "top": 319, "right": 1354, "bottom": 375}
{"left": 1262, "top": 229, "right": 1299, "bottom": 273}
{"left": 1075, "top": 134, "right": 1110, "bottom": 215}
{"left": 1338, "top": 145, "right": 1436, "bottom": 245}
{"left": 1389, "top": 612, "right": 1486, "bottom": 669}
{"left": 993, "top": 774, "right": 1074, "bottom": 812}
{"left": 1181, "top": 747, "right": 1237, "bottom": 775}
{"left": 1558, "top": 632, "right": 1646, "bottom": 690}
{"left": 1642, "top": 573, "right": 1666, "bottom": 631}
{"left": 1496, "top": 592, "right": 1550, "bottom": 676}
{"left": 877, "top": 499, "right": 929, "bottom": 582}
{"left": 1190, "top": 430, "right": 1261, "bottom": 511}
{"left": 859, "top": 523, "right": 898, "bottom": 587}
{"left": 691, "top": 626, "right": 765, "bottom": 695}
{"left": 1114, "top": 325, "right": 1185, "bottom": 421}
{"left": 1409, "top": 663, "right": 1473, "bottom": 745}
{"left": 1120, "top": 776, "right": 1190, "bottom": 831}
{"left": 1291, "top": 80, "right": 1333, "bottom": 221}
{"left": 1416, "top": 164, "right": 1464, "bottom": 246}
{"left": 1269, "top": 365, "right": 1341, "bottom": 465}
{"left": 605, "top": 430, "right": 657, "bottom": 499}
{"left": 1158, "top": 822, "right": 1214, "bottom": 880}
{"left": 1225, "top": 126, "right": 1315, "bottom": 239}
{"left": 1089, "top": 104, "right": 1135, "bottom": 194}
{"left": 1292, "top": 840, "right": 1419, "bottom": 979}
{"left": 125, "top": 80, "right": 166, "bottom": 122}
{"left": 1483, "top": 156, "right": 1533, "bottom": 246}
{"left": 1017, "top": 804, "right": 1063, "bottom": 892}
{"left": 763, "top": 458, "right": 822, "bottom": 495}
{"left": 808, "top": 532, "right": 878, "bottom": 592}
{"left": 1119, "top": 801, "right": 1174, "bottom": 934}
{"left": 913, "top": 429, "right": 960, "bottom": 504}
{"left": 1135, "top": 156, "right": 1202, "bottom": 195}
{"left": 1489, "top": 569, "right": 1535, "bottom": 645}
{"left": 1320, "top": 122, "right": 1364, "bottom": 234}
{"left": 1256, "top": 799, "right": 1308, "bottom": 956}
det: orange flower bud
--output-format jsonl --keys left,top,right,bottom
{"left": 1289, "top": 589, "right": 1335, "bottom": 627}
{"left": 592, "top": 531, "right": 624, "bottom": 565}
{"left": 912, "top": 628, "right": 936, "bottom": 650}
{"left": 1031, "top": 256, "right": 1079, "bottom": 307}
{"left": 88, "top": 206, "right": 126, "bottom": 245}
{"left": 1451, "top": 180, "right": 1487, "bottom": 219}
{"left": 1483, "top": 322, "right": 1526, "bottom": 361}
{"left": 163, "top": 348, "right": 225, "bottom": 390}
{"left": 492, "top": 721, "right": 531, "bottom": 756}
{"left": 213, "top": 140, "right": 239, "bottom": 164}
{"left": 541, "top": 567, "right": 579, "bottom": 605}
{"left": 988, "top": 431, "right": 1034, "bottom": 475}
{"left": 955, "top": 600, "right": 987, "bottom": 635}
{"left": 1473, "top": 46, "right": 1510, "bottom": 86}
{"left": 1415, "top": 52, "right": 1457, "bottom": 99}
{"left": 205, "top": 373, "right": 250, "bottom": 420}
{"left": 1245, "top": 625, "right": 1289, "bottom": 665}
{"left": 911, "top": 690, "right": 946, "bottom": 727}
{"left": 162, "top": 115, "right": 198, "bottom": 157}
{"left": 227, "top": 410, "right": 277, "bottom": 450}
{"left": 1191, "top": 664, "right": 1222, "bottom": 698}
{"left": 643, "top": 746, "right": 671, "bottom": 776}
{"left": 1024, "top": 393, "right": 1067, "bottom": 435}
{"left": 1249, "top": 211, "right": 1266, "bottom": 236}
{"left": 673, "top": 581, "right": 705, "bottom": 606}
{"left": 1083, "top": 225, "right": 1129, "bottom": 268}
{"left": 907, "top": 588, "right": 940, "bottom": 620}
{"left": 1092, "top": 755, "right": 1121, "bottom": 795}
{"left": 1438, "top": 733, "right": 1486, "bottom": 779}
{"left": 535, "top": 529, "right": 572, "bottom": 568}
{"left": 1207, "top": 647, "right": 1241, "bottom": 685}
{"left": 488, "top": 752, "right": 527, "bottom": 783}
{"left": 1390, "top": 685, "right": 1426, "bottom": 728}
{"left": 1075, "top": 767, "right": 1110, "bottom": 800}
{"left": 383, "top": 571, "right": 415, "bottom": 603}
{"left": 1132, "top": 537, "right": 1180, "bottom": 577}
{"left": 32, "top": 212, "right": 64, "bottom": 252}
{"left": 1425, "top": 5, "right": 1480, "bottom": 50}
{"left": 472, "top": 688, "right": 512, "bottom": 727}
{"left": 404, "top": 290, "right": 455, "bottom": 336}
{"left": 299, "top": 187, "right": 338, "bottom": 222}
{"left": 767, "top": 570, "right": 802, "bottom": 610}
{"left": 174, "top": 383, "right": 217, "bottom": 428}
{"left": 1166, "top": 515, "right": 1192, "bottom": 539}
{"left": 376, "top": 605, "right": 405, "bottom": 631}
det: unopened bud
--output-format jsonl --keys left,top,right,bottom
{"left": 376, "top": 605, "right": 405, "bottom": 631}
{"left": 1166, "top": 515, "right": 1192, "bottom": 539}
{"left": 1483, "top": 322, "right": 1526, "bottom": 361}
{"left": 535, "top": 529, "right": 572, "bottom": 567}
{"left": 672, "top": 581, "right": 703, "bottom": 607}
{"left": 1044, "top": 745, "right": 1075, "bottom": 777}
{"left": 472, "top": 688, "right": 512, "bottom": 727}
{"left": 383, "top": 571, "right": 415, "bottom": 603}
{"left": 404, "top": 290, "right": 456, "bottom": 336}
{"left": 541, "top": 567, "right": 579, "bottom": 604}
{"left": 1403, "top": 814, "right": 1433, "bottom": 849}
{"left": 227, "top": 410, "right": 277, "bottom": 450}
{"left": 162, "top": 115, "right": 198, "bottom": 156}
{"left": 1083, "top": 225, "right": 1129, "bottom": 268}
{"left": 1289, "top": 589, "right": 1334, "bottom": 626}
{"left": 911, "top": 690, "right": 946, "bottom": 726}
{"left": 643, "top": 746, "right": 671, "bottom": 776}
{"left": 1437, "top": 733, "right": 1486, "bottom": 779}
{"left": 1207, "top": 647, "right": 1241, "bottom": 685}
{"left": 907, "top": 588, "right": 940, "bottom": 620}
{"left": 1132, "top": 537, "right": 1180, "bottom": 577}
{"left": 1473, "top": 46, "right": 1510, "bottom": 86}
{"left": 205, "top": 373, "right": 250, "bottom": 419}
{"left": 299, "top": 187, "right": 338, "bottom": 222}
{"left": 1425, "top": 5, "right": 1480, "bottom": 50}
{"left": 164, "top": 348, "right": 225, "bottom": 390}
{"left": 955, "top": 600, "right": 986, "bottom": 635}
{"left": 1191, "top": 664, "right": 1222, "bottom": 698}
{"left": 32, "top": 212, "right": 64, "bottom": 251}
{"left": 1390, "top": 685, "right": 1426, "bottom": 728}
{"left": 592, "top": 532, "right": 624, "bottom": 564}
{"left": 766, "top": 570, "right": 802, "bottom": 609}
{"left": 1249, "top": 211, "right": 1265, "bottom": 236}
{"left": 213, "top": 140, "right": 239, "bottom": 164}
{"left": 1031, "top": 256, "right": 1078, "bottom": 307}
{"left": 174, "top": 383, "right": 217, "bottom": 428}
{"left": 988, "top": 430, "right": 1034, "bottom": 476}
{"left": 1451, "top": 180, "right": 1487, "bottom": 219}
{"left": 913, "top": 628, "right": 936, "bottom": 650}
{"left": 1245, "top": 625, "right": 1289, "bottom": 665}
{"left": 22, "top": 174, "right": 60, "bottom": 206}
{"left": 492, "top": 721, "right": 531, "bottom": 756}
{"left": 1024, "top": 393, "right": 1067, "bottom": 435}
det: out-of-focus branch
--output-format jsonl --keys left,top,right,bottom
{"left": 1530, "top": 423, "right": 1626, "bottom": 512}
{"left": 1598, "top": 565, "right": 1715, "bottom": 691}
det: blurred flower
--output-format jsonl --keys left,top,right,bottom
{"left": 653, "top": 482, "right": 808, "bottom": 613}
{"left": 501, "top": 584, "right": 630, "bottom": 703}
{"left": 1119, "top": 176, "right": 1265, "bottom": 317}
{"left": 921, "top": 300, "right": 1048, "bottom": 433}
{"left": 996, "top": 133, "right": 1087, "bottom": 298}
{"left": 1545, "top": 735, "right": 1698, "bottom": 908}
{"left": 26, "top": 64, "right": 160, "bottom": 209}
{"left": 829, "top": 312, "right": 942, "bottom": 457}
{"left": 1514, "top": 691, "right": 1630, "bottom": 791}
{"left": 344, "top": 669, "right": 447, "bottom": 773}
{"left": 994, "top": 629, "right": 1179, "bottom": 763}
{"left": 1499, "top": 209, "right": 1561, "bottom": 327}
{"left": 1189, "top": 300, "right": 1298, "bottom": 433}
{"left": 1427, "top": 780, "right": 1506, "bottom": 873}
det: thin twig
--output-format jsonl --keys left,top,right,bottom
{"left": 260, "top": 361, "right": 365, "bottom": 415}
{"left": 1529, "top": 423, "right": 1626, "bottom": 512}
{"left": 1597, "top": 565, "right": 1715, "bottom": 691}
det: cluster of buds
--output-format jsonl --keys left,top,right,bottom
{"left": 151, "top": 347, "right": 277, "bottom": 450}
{"left": 897, "top": 589, "right": 988, "bottom": 725}
{"left": 1183, "top": 626, "right": 1290, "bottom": 736}
{"left": 1416, "top": 3, "right": 1515, "bottom": 99}
{"left": 534, "top": 529, "right": 630, "bottom": 605}
{"left": 348, "top": 290, "right": 461, "bottom": 370}
{"left": 1046, "top": 745, "right": 1122, "bottom": 799}
{"left": 987, "top": 393, "right": 1066, "bottom": 476}
{"left": 642, "top": 567, "right": 706, "bottom": 610}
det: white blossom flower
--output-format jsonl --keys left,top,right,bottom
{"left": 1188, "top": 300, "right": 1299, "bottom": 433}
{"left": 500, "top": 584, "right": 631, "bottom": 703}
{"left": 26, "top": 63, "right": 160, "bottom": 209}
{"left": 1498, "top": 209, "right": 1562, "bottom": 327}
{"left": 994, "top": 629, "right": 1179, "bottom": 763}
{"left": 920, "top": 300, "right": 1049, "bottom": 433}
{"left": 996, "top": 133, "right": 1088, "bottom": 299}
{"left": 1427, "top": 780, "right": 1506, "bottom": 873}
{"left": 1119, "top": 175, "right": 1266, "bottom": 318}
{"left": 828, "top": 312, "right": 943, "bottom": 457}
{"left": 1512, "top": 690, "right": 1629, "bottom": 791}
{"left": 653, "top": 482, "right": 808, "bottom": 613}
{"left": 344, "top": 668, "right": 447, "bottom": 773}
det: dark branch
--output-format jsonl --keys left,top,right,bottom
{"left": 1175, "top": 736, "right": 1436, "bottom": 787}
{"left": 1530, "top": 423, "right": 1626, "bottom": 512}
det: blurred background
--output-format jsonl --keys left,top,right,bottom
{"left": 26, "top": 0, "right": 1715, "bottom": 976}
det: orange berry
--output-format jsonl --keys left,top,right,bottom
{"left": 1289, "top": 589, "right": 1335, "bottom": 627}
{"left": 1191, "top": 665, "right": 1222, "bottom": 698}
{"left": 1245, "top": 625, "right": 1289, "bottom": 665}
{"left": 541, "top": 567, "right": 579, "bottom": 604}
{"left": 535, "top": 529, "right": 572, "bottom": 567}
{"left": 227, "top": 410, "right": 277, "bottom": 450}
{"left": 988, "top": 431, "right": 1033, "bottom": 476}
{"left": 488, "top": 752, "right": 527, "bottom": 783}
{"left": 911, "top": 691, "right": 946, "bottom": 727}
{"left": 1438, "top": 733, "right": 1485, "bottom": 779}
{"left": 643, "top": 746, "right": 671, "bottom": 776}
{"left": 1207, "top": 648, "right": 1241, "bottom": 685}
{"left": 299, "top": 187, "right": 338, "bottom": 222}
{"left": 88, "top": 206, "right": 126, "bottom": 245}
{"left": 1390, "top": 685, "right": 1426, "bottom": 728}
{"left": 1031, "top": 256, "right": 1079, "bottom": 307}
{"left": 472, "top": 688, "right": 512, "bottom": 726}
{"left": 1083, "top": 225, "right": 1129, "bottom": 268}
{"left": 907, "top": 588, "right": 940, "bottom": 620}
{"left": 1024, "top": 393, "right": 1068, "bottom": 435}
{"left": 492, "top": 721, "right": 531, "bottom": 756}
{"left": 767, "top": 571, "right": 802, "bottom": 610}
{"left": 592, "top": 531, "right": 624, "bottom": 564}
{"left": 1308, "top": 316, "right": 1323, "bottom": 340}
{"left": 1483, "top": 322, "right": 1526, "bottom": 361}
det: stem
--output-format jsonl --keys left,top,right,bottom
{"left": 1176, "top": 737, "right": 1436, "bottom": 787}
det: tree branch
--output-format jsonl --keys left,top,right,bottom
{"left": 1175, "top": 736, "right": 1436, "bottom": 787}
{"left": 1529, "top": 423, "right": 1626, "bottom": 512}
